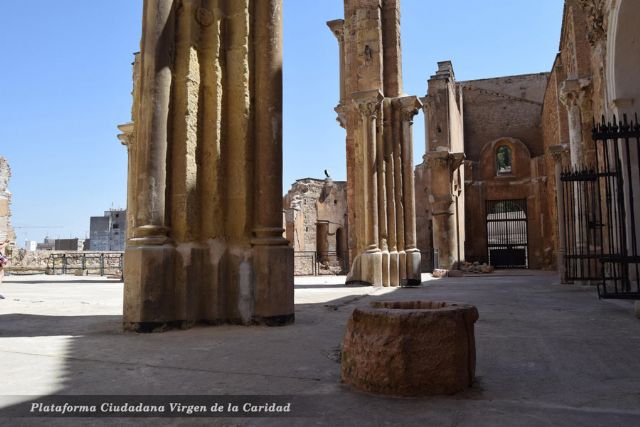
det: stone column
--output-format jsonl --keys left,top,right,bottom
{"left": 117, "top": 122, "right": 135, "bottom": 239}
{"left": 327, "top": 20, "right": 346, "bottom": 104}
{"left": 550, "top": 145, "right": 569, "bottom": 284}
{"left": 349, "top": 89, "right": 384, "bottom": 285}
{"left": 132, "top": 0, "right": 174, "bottom": 244}
{"left": 383, "top": 100, "right": 399, "bottom": 286}
{"left": 393, "top": 103, "right": 407, "bottom": 282}
{"left": 376, "top": 105, "right": 390, "bottom": 286}
{"left": 427, "top": 152, "right": 457, "bottom": 269}
{"left": 397, "top": 96, "right": 423, "bottom": 285}
{"left": 124, "top": 0, "right": 292, "bottom": 332}
{"left": 560, "top": 79, "right": 586, "bottom": 168}
{"left": 124, "top": 0, "right": 176, "bottom": 330}
{"left": 252, "top": 0, "right": 294, "bottom": 324}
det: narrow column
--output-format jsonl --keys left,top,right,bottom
{"left": 376, "top": 105, "right": 390, "bottom": 286}
{"left": 384, "top": 100, "right": 399, "bottom": 286}
{"left": 124, "top": 0, "right": 177, "bottom": 330}
{"left": 132, "top": 0, "right": 175, "bottom": 244}
{"left": 550, "top": 145, "right": 569, "bottom": 284}
{"left": 393, "top": 102, "right": 406, "bottom": 281}
{"left": 350, "top": 89, "right": 384, "bottom": 285}
{"left": 252, "top": 0, "right": 293, "bottom": 324}
{"left": 397, "top": 96, "right": 423, "bottom": 285}
{"left": 560, "top": 80, "right": 584, "bottom": 168}
{"left": 327, "top": 20, "right": 346, "bottom": 104}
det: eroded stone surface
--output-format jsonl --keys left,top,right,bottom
{"left": 341, "top": 300, "right": 479, "bottom": 396}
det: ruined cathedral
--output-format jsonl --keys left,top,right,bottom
{"left": 117, "top": 0, "right": 640, "bottom": 330}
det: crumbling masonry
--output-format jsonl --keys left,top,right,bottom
{"left": 0, "top": 157, "right": 15, "bottom": 244}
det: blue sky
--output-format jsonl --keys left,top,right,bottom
{"left": 0, "top": 1, "right": 563, "bottom": 247}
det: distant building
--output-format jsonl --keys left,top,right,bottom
{"left": 89, "top": 210, "right": 126, "bottom": 251}
{"left": 54, "top": 238, "right": 82, "bottom": 251}
{"left": 36, "top": 236, "right": 56, "bottom": 251}
{"left": 24, "top": 240, "right": 37, "bottom": 251}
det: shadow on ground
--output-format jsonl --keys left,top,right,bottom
{"left": 1, "top": 272, "right": 640, "bottom": 426}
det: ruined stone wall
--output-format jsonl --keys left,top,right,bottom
{"left": 0, "top": 157, "right": 16, "bottom": 245}
{"left": 283, "top": 178, "right": 348, "bottom": 253}
{"left": 283, "top": 178, "right": 348, "bottom": 275}
{"left": 461, "top": 73, "right": 548, "bottom": 161}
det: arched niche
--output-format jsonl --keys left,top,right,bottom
{"left": 607, "top": 0, "right": 640, "bottom": 118}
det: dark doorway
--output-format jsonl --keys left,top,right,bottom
{"left": 486, "top": 199, "right": 529, "bottom": 268}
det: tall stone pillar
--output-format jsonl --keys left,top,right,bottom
{"left": 398, "top": 96, "right": 423, "bottom": 285}
{"left": 349, "top": 90, "right": 384, "bottom": 286}
{"left": 550, "top": 145, "right": 569, "bottom": 284}
{"left": 330, "top": 0, "right": 420, "bottom": 287}
{"left": 123, "top": 0, "right": 293, "bottom": 332}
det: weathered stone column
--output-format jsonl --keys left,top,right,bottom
{"left": 383, "top": 100, "right": 399, "bottom": 286}
{"left": 349, "top": 90, "right": 384, "bottom": 285}
{"left": 397, "top": 96, "right": 423, "bottom": 285}
{"left": 376, "top": 105, "right": 390, "bottom": 286}
{"left": 427, "top": 152, "right": 457, "bottom": 269}
{"left": 124, "top": 0, "right": 292, "bottom": 331}
{"left": 550, "top": 145, "right": 569, "bottom": 284}
{"left": 124, "top": 0, "right": 176, "bottom": 330}
{"left": 252, "top": 0, "right": 294, "bottom": 324}
{"left": 560, "top": 79, "right": 586, "bottom": 168}
{"left": 327, "top": 20, "right": 346, "bottom": 103}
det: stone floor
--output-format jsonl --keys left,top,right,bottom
{"left": 1, "top": 272, "right": 639, "bottom": 426}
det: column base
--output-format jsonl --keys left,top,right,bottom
{"left": 402, "top": 249, "right": 422, "bottom": 287}
{"left": 398, "top": 250, "right": 407, "bottom": 283}
{"left": 381, "top": 250, "right": 390, "bottom": 287}
{"left": 389, "top": 250, "right": 399, "bottom": 287}
{"left": 346, "top": 250, "right": 383, "bottom": 286}
{"left": 123, "top": 243, "right": 177, "bottom": 330}
{"left": 252, "top": 243, "right": 295, "bottom": 325}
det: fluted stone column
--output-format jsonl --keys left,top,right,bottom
{"left": 383, "top": 100, "right": 399, "bottom": 286}
{"left": 397, "top": 96, "right": 423, "bottom": 285}
{"left": 124, "top": 0, "right": 292, "bottom": 332}
{"left": 349, "top": 90, "right": 384, "bottom": 286}
{"left": 560, "top": 79, "right": 589, "bottom": 168}
{"left": 550, "top": 145, "right": 570, "bottom": 284}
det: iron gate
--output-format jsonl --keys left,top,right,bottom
{"left": 561, "top": 114, "right": 640, "bottom": 299}
{"left": 486, "top": 199, "right": 529, "bottom": 268}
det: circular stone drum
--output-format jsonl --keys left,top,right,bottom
{"left": 341, "top": 301, "right": 479, "bottom": 396}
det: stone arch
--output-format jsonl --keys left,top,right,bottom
{"left": 478, "top": 137, "right": 531, "bottom": 181}
{"left": 607, "top": 0, "right": 640, "bottom": 117}
{"left": 606, "top": 0, "right": 640, "bottom": 262}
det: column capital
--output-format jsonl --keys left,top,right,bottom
{"left": 352, "top": 89, "right": 384, "bottom": 119}
{"left": 548, "top": 144, "right": 569, "bottom": 163}
{"left": 395, "top": 95, "right": 423, "bottom": 123}
{"left": 326, "top": 19, "right": 345, "bottom": 41}
{"left": 559, "top": 78, "right": 591, "bottom": 109}
{"left": 117, "top": 122, "right": 135, "bottom": 147}
{"left": 334, "top": 103, "right": 350, "bottom": 129}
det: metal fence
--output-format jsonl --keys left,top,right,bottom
{"left": 561, "top": 114, "right": 640, "bottom": 299}
{"left": 48, "top": 252, "right": 124, "bottom": 277}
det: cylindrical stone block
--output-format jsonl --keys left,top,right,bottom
{"left": 342, "top": 300, "right": 479, "bottom": 396}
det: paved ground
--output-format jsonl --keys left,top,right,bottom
{"left": 0, "top": 272, "right": 639, "bottom": 426}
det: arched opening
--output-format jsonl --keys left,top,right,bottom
{"left": 336, "top": 227, "right": 347, "bottom": 270}
{"left": 610, "top": 0, "right": 640, "bottom": 118}
{"left": 609, "top": 0, "right": 640, "bottom": 270}
{"left": 496, "top": 145, "right": 513, "bottom": 175}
